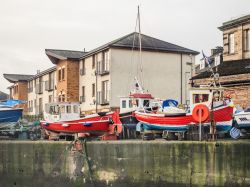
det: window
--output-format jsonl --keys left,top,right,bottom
{"left": 92, "top": 83, "right": 95, "bottom": 97}
{"left": 129, "top": 100, "right": 132, "bottom": 108}
{"left": 62, "top": 68, "right": 65, "bottom": 80}
{"left": 143, "top": 100, "right": 150, "bottom": 107}
{"left": 82, "top": 86, "right": 85, "bottom": 97}
{"left": 103, "top": 50, "right": 109, "bottom": 72}
{"left": 81, "top": 86, "right": 85, "bottom": 102}
{"left": 61, "top": 94, "right": 65, "bottom": 102}
{"left": 66, "top": 105, "right": 71, "bottom": 113}
{"left": 102, "top": 81, "right": 109, "bottom": 102}
{"left": 39, "top": 98, "right": 43, "bottom": 114}
{"left": 228, "top": 33, "right": 234, "bottom": 54}
{"left": 58, "top": 69, "right": 61, "bottom": 81}
{"left": 122, "top": 100, "right": 126, "bottom": 108}
{"left": 58, "top": 68, "right": 65, "bottom": 81}
{"left": 49, "top": 95, "right": 52, "bottom": 103}
{"left": 73, "top": 105, "right": 78, "bottom": 113}
{"left": 60, "top": 106, "right": 65, "bottom": 113}
{"left": 193, "top": 94, "right": 209, "bottom": 104}
{"left": 80, "top": 60, "right": 86, "bottom": 75}
{"left": 92, "top": 55, "right": 96, "bottom": 69}
{"left": 244, "top": 29, "right": 250, "bottom": 51}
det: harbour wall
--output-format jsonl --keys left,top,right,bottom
{"left": 0, "top": 140, "right": 249, "bottom": 187}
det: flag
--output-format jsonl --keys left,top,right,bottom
{"left": 202, "top": 50, "right": 212, "bottom": 66}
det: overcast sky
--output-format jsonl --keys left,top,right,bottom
{"left": 0, "top": 0, "right": 249, "bottom": 93}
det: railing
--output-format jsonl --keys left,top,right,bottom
{"left": 80, "top": 68, "right": 86, "bottom": 76}
{"left": 35, "top": 83, "right": 43, "bottom": 94}
{"left": 80, "top": 96, "right": 85, "bottom": 102}
{"left": 45, "top": 80, "right": 54, "bottom": 91}
{"left": 96, "top": 60, "right": 110, "bottom": 75}
{"left": 97, "top": 90, "right": 110, "bottom": 105}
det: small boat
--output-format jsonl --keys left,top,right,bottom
{"left": 40, "top": 102, "right": 121, "bottom": 137}
{"left": 234, "top": 108, "right": 250, "bottom": 131}
{"left": 119, "top": 79, "right": 155, "bottom": 129}
{"left": 0, "top": 101, "right": 23, "bottom": 129}
{"left": 135, "top": 87, "right": 234, "bottom": 134}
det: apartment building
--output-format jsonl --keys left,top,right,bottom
{"left": 4, "top": 34, "right": 199, "bottom": 116}
{"left": 27, "top": 67, "right": 57, "bottom": 115}
{"left": 192, "top": 15, "right": 250, "bottom": 108}
{"left": 79, "top": 32, "right": 199, "bottom": 114}
{"left": 3, "top": 74, "right": 33, "bottom": 114}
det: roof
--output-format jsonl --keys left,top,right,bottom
{"left": 192, "top": 59, "right": 250, "bottom": 80}
{"left": 45, "top": 49, "right": 87, "bottom": 64}
{"left": 81, "top": 32, "right": 199, "bottom": 59}
{"left": 0, "top": 91, "right": 9, "bottom": 101}
{"left": 218, "top": 14, "right": 250, "bottom": 31}
{"left": 3, "top": 74, "right": 34, "bottom": 83}
{"left": 28, "top": 66, "right": 56, "bottom": 81}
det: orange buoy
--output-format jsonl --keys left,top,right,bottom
{"left": 192, "top": 104, "right": 209, "bottom": 123}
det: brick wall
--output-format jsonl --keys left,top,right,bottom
{"left": 193, "top": 73, "right": 250, "bottom": 108}
{"left": 67, "top": 60, "right": 79, "bottom": 102}
{"left": 56, "top": 60, "right": 79, "bottom": 102}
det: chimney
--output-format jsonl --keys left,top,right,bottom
{"left": 37, "top": 70, "right": 40, "bottom": 74}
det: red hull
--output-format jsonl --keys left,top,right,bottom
{"left": 135, "top": 106, "right": 233, "bottom": 125}
{"left": 40, "top": 112, "right": 120, "bottom": 136}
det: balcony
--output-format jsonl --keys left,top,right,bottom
{"left": 35, "top": 84, "right": 43, "bottom": 94}
{"left": 27, "top": 87, "right": 33, "bottom": 93}
{"left": 80, "top": 68, "right": 86, "bottom": 76}
{"left": 96, "top": 61, "right": 110, "bottom": 76}
{"left": 45, "top": 80, "right": 54, "bottom": 91}
{"left": 97, "top": 91, "right": 110, "bottom": 105}
{"left": 80, "top": 96, "right": 85, "bottom": 102}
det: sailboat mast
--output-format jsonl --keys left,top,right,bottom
{"left": 137, "top": 6, "right": 143, "bottom": 88}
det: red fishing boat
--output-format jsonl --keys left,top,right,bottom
{"left": 135, "top": 87, "right": 234, "bottom": 133}
{"left": 40, "top": 102, "right": 122, "bottom": 138}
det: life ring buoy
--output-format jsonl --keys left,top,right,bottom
{"left": 192, "top": 104, "right": 209, "bottom": 123}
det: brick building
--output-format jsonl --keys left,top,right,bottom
{"left": 192, "top": 14, "right": 250, "bottom": 109}
{"left": 3, "top": 74, "right": 34, "bottom": 114}
{"left": 45, "top": 49, "right": 86, "bottom": 103}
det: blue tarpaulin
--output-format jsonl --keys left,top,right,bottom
{"left": 162, "top": 99, "right": 178, "bottom": 108}
{"left": 0, "top": 99, "right": 26, "bottom": 107}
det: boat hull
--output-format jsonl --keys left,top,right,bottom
{"left": 119, "top": 111, "right": 138, "bottom": 129}
{"left": 40, "top": 112, "right": 115, "bottom": 136}
{"left": 0, "top": 108, "right": 23, "bottom": 129}
{"left": 135, "top": 106, "right": 233, "bottom": 133}
{"left": 234, "top": 112, "right": 250, "bottom": 131}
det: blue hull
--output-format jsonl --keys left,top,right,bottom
{"left": 0, "top": 109, "right": 23, "bottom": 123}
{"left": 142, "top": 122, "right": 189, "bottom": 132}
{"left": 238, "top": 124, "right": 250, "bottom": 130}
{"left": 140, "top": 122, "right": 232, "bottom": 133}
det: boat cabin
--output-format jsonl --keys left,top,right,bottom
{"left": 119, "top": 93, "right": 155, "bottom": 113}
{"left": 44, "top": 102, "right": 80, "bottom": 122}
{"left": 189, "top": 87, "right": 225, "bottom": 112}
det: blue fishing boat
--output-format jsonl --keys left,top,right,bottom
{"left": 0, "top": 100, "right": 24, "bottom": 129}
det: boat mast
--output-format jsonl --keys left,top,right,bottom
{"left": 138, "top": 6, "right": 144, "bottom": 88}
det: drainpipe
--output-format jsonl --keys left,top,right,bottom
{"left": 180, "top": 53, "right": 183, "bottom": 104}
